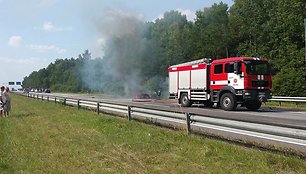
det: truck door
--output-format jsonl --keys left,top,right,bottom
{"left": 226, "top": 62, "right": 244, "bottom": 89}
{"left": 210, "top": 63, "right": 227, "bottom": 90}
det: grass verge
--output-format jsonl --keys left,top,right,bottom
{"left": 264, "top": 101, "right": 306, "bottom": 110}
{"left": 0, "top": 94, "right": 305, "bottom": 173}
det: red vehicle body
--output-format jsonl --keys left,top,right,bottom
{"left": 168, "top": 57, "right": 272, "bottom": 111}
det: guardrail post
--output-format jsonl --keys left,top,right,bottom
{"left": 97, "top": 102, "right": 100, "bottom": 114}
{"left": 63, "top": 98, "right": 66, "bottom": 106}
{"left": 42, "top": 95, "right": 44, "bottom": 101}
{"left": 36, "top": 95, "right": 39, "bottom": 100}
{"left": 47, "top": 96, "right": 49, "bottom": 102}
{"left": 77, "top": 100, "right": 80, "bottom": 110}
{"left": 55, "top": 97, "right": 57, "bottom": 103}
{"left": 127, "top": 106, "right": 132, "bottom": 121}
{"left": 186, "top": 113, "right": 191, "bottom": 134}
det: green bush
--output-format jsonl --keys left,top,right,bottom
{"left": 272, "top": 67, "right": 306, "bottom": 97}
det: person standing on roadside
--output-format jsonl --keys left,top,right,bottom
{"left": 0, "top": 86, "right": 5, "bottom": 117}
{"left": 3, "top": 87, "right": 11, "bottom": 116}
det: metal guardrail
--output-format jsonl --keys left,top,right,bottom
{"left": 270, "top": 96, "right": 306, "bottom": 107}
{"left": 270, "top": 96, "right": 306, "bottom": 103}
{"left": 17, "top": 92, "right": 306, "bottom": 153}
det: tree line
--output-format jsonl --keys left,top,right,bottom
{"left": 22, "top": 0, "right": 306, "bottom": 97}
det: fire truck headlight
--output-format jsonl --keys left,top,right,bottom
{"left": 244, "top": 92, "right": 251, "bottom": 96}
{"left": 236, "top": 90, "right": 243, "bottom": 95}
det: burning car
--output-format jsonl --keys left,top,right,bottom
{"left": 132, "top": 90, "right": 156, "bottom": 102}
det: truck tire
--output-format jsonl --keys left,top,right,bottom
{"left": 180, "top": 93, "right": 191, "bottom": 107}
{"left": 220, "top": 93, "right": 237, "bottom": 111}
{"left": 246, "top": 101, "right": 262, "bottom": 111}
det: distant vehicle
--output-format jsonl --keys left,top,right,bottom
{"left": 44, "top": 89, "right": 51, "bottom": 93}
{"left": 168, "top": 57, "right": 272, "bottom": 111}
{"left": 23, "top": 89, "right": 29, "bottom": 93}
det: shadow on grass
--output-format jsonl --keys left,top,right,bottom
{"left": 13, "top": 112, "right": 37, "bottom": 118}
{"left": 0, "top": 162, "right": 14, "bottom": 173}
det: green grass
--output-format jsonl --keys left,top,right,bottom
{"left": 264, "top": 101, "right": 306, "bottom": 110}
{"left": 0, "top": 94, "right": 305, "bottom": 173}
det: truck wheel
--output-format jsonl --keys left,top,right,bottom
{"left": 180, "top": 93, "right": 191, "bottom": 107}
{"left": 246, "top": 102, "right": 262, "bottom": 111}
{"left": 220, "top": 93, "right": 237, "bottom": 111}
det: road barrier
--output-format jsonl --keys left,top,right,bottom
{"left": 269, "top": 96, "right": 306, "bottom": 106}
{"left": 18, "top": 92, "right": 306, "bottom": 154}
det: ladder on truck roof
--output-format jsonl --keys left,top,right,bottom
{"left": 169, "top": 58, "right": 211, "bottom": 68}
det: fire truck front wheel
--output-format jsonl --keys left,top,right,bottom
{"left": 180, "top": 93, "right": 191, "bottom": 107}
{"left": 245, "top": 101, "right": 262, "bottom": 111}
{"left": 220, "top": 93, "right": 237, "bottom": 111}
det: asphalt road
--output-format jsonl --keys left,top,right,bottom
{"left": 48, "top": 92, "right": 306, "bottom": 130}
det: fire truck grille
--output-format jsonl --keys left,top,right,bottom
{"left": 252, "top": 80, "right": 269, "bottom": 87}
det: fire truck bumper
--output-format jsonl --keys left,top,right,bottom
{"left": 242, "top": 90, "right": 272, "bottom": 102}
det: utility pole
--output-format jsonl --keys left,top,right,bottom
{"left": 304, "top": 19, "right": 306, "bottom": 65}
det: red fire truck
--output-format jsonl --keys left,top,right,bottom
{"left": 168, "top": 57, "right": 272, "bottom": 111}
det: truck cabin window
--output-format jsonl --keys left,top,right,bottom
{"left": 225, "top": 63, "right": 234, "bottom": 73}
{"left": 227, "top": 62, "right": 242, "bottom": 74}
{"left": 244, "top": 61, "right": 270, "bottom": 75}
{"left": 214, "top": 64, "right": 223, "bottom": 74}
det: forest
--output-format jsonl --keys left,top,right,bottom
{"left": 22, "top": 0, "right": 306, "bottom": 97}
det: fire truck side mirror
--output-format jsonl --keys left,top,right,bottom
{"left": 234, "top": 62, "right": 241, "bottom": 74}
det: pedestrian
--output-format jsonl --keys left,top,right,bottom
{"left": 3, "top": 87, "right": 11, "bottom": 117}
{"left": 0, "top": 86, "right": 5, "bottom": 117}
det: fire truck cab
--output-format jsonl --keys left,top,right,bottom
{"left": 168, "top": 57, "right": 272, "bottom": 111}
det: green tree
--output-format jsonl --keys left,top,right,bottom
{"left": 191, "top": 2, "right": 230, "bottom": 59}
{"left": 149, "top": 10, "right": 192, "bottom": 76}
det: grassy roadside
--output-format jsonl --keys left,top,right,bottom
{"left": 264, "top": 101, "right": 306, "bottom": 110}
{"left": 0, "top": 94, "right": 305, "bottom": 173}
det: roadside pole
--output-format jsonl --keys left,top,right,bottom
{"left": 304, "top": 19, "right": 306, "bottom": 65}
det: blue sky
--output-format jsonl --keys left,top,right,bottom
{"left": 0, "top": 0, "right": 233, "bottom": 86}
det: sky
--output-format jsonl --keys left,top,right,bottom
{"left": 0, "top": 0, "right": 234, "bottom": 87}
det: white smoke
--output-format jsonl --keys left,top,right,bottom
{"left": 80, "top": 8, "right": 148, "bottom": 96}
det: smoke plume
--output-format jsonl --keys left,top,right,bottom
{"left": 80, "top": 8, "right": 167, "bottom": 97}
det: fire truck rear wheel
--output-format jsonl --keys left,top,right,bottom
{"left": 220, "top": 93, "right": 237, "bottom": 111}
{"left": 245, "top": 101, "right": 262, "bottom": 111}
{"left": 180, "top": 93, "right": 191, "bottom": 107}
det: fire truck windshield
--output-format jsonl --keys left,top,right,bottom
{"left": 244, "top": 60, "right": 270, "bottom": 75}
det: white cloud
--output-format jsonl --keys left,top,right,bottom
{"left": 8, "top": 36, "right": 23, "bottom": 47}
{"left": 42, "top": 21, "right": 72, "bottom": 32}
{"left": 177, "top": 8, "right": 196, "bottom": 22}
{"left": 27, "top": 44, "right": 67, "bottom": 54}
{"left": 43, "top": 21, "right": 55, "bottom": 31}
{"left": 97, "top": 37, "right": 105, "bottom": 45}
{"left": 156, "top": 9, "right": 196, "bottom": 22}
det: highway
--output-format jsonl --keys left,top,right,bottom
{"left": 49, "top": 92, "right": 306, "bottom": 130}
{"left": 22, "top": 92, "right": 306, "bottom": 154}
